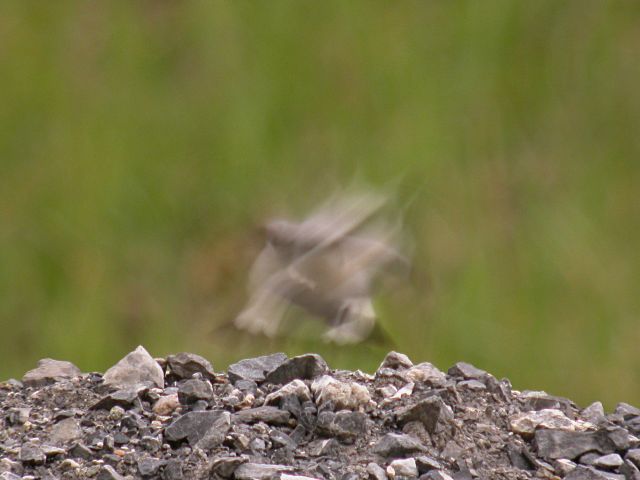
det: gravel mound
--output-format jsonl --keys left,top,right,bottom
{"left": 2, "top": 347, "right": 640, "bottom": 480}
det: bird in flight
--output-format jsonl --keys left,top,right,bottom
{"left": 234, "top": 189, "right": 409, "bottom": 344}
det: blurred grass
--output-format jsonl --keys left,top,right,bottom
{"left": 1, "top": 1, "right": 640, "bottom": 408}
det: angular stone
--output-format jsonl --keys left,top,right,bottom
{"left": 166, "top": 352, "right": 215, "bottom": 380}
{"left": 153, "top": 393, "right": 180, "bottom": 416}
{"left": 367, "top": 462, "right": 387, "bottom": 480}
{"left": 138, "top": 457, "right": 167, "bottom": 477}
{"left": 234, "top": 463, "right": 292, "bottom": 480}
{"left": 69, "top": 442, "right": 93, "bottom": 459}
{"left": 563, "top": 466, "right": 618, "bottom": 480}
{"left": 48, "top": 417, "right": 82, "bottom": 445}
{"left": 405, "top": 362, "right": 447, "bottom": 387}
{"left": 620, "top": 460, "right": 640, "bottom": 480}
{"left": 164, "top": 410, "right": 230, "bottom": 446}
{"left": 510, "top": 409, "right": 590, "bottom": 437}
{"left": 396, "top": 395, "right": 453, "bottom": 434}
{"left": 388, "top": 457, "right": 418, "bottom": 477}
{"left": 519, "top": 391, "right": 576, "bottom": 414}
{"left": 311, "top": 375, "right": 371, "bottom": 411}
{"left": 422, "top": 471, "right": 455, "bottom": 480}
{"left": 265, "top": 379, "right": 312, "bottom": 405}
{"left": 91, "top": 386, "right": 143, "bottom": 410}
{"left": 22, "top": 359, "right": 81, "bottom": 387}
{"left": 316, "top": 410, "right": 368, "bottom": 442}
{"left": 416, "top": 455, "right": 443, "bottom": 473}
{"left": 583, "top": 402, "right": 607, "bottom": 425}
{"left": 593, "top": 454, "right": 623, "bottom": 469}
{"left": 616, "top": 403, "right": 640, "bottom": 420}
{"left": 233, "top": 406, "right": 291, "bottom": 426}
{"left": 97, "top": 465, "right": 126, "bottom": 480}
{"left": 19, "top": 444, "right": 46, "bottom": 465}
{"left": 228, "top": 353, "right": 288, "bottom": 384}
{"left": 177, "top": 379, "right": 213, "bottom": 404}
{"left": 308, "top": 438, "right": 340, "bottom": 457}
{"left": 378, "top": 351, "right": 413, "bottom": 371}
{"left": 264, "top": 354, "right": 329, "bottom": 385}
{"left": 627, "top": 449, "right": 640, "bottom": 469}
{"left": 535, "top": 429, "right": 615, "bottom": 460}
{"left": 280, "top": 475, "right": 322, "bottom": 480}
{"left": 373, "top": 433, "right": 427, "bottom": 458}
{"left": 447, "top": 362, "right": 487, "bottom": 380}
{"left": 162, "top": 459, "right": 184, "bottom": 480}
{"left": 103, "top": 346, "right": 164, "bottom": 389}
{"left": 210, "top": 456, "right": 247, "bottom": 477}
{"left": 555, "top": 459, "right": 578, "bottom": 476}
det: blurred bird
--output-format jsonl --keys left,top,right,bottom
{"left": 234, "top": 190, "right": 409, "bottom": 344}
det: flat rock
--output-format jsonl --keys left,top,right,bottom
{"left": 388, "top": 457, "right": 418, "bottom": 477}
{"left": 19, "top": 444, "right": 46, "bottom": 465}
{"left": 48, "top": 418, "right": 82, "bottom": 445}
{"left": 373, "top": 433, "right": 427, "bottom": 458}
{"left": 593, "top": 453, "right": 624, "bottom": 469}
{"left": 510, "top": 408, "right": 592, "bottom": 436}
{"left": 234, "top": 462, "right": 292, "bottom": 480}
{"left": 447, "top": 362, "right": 487, "bottom": 380}
{"left": 563, "top": 466, "right": 620, "bottom": 479}
{"left": 164, "top": 410, "right": 230, "bottom": 447}
{"left": 233, "top": 405, "right": 291, "bottom": 426}
{"left": 264, "top": 353, "right": 329, "bottom": 385}
{"left": 535, "top": 429, "right": 615, "bottom": 460}
{"left": 166, "top": 352, "right": 215, "bottom": 380}
{"left": 137, "top": 457, "right": 167, "bottom": 477}
{"left": 102, "top": 345, "right": 164, "bottom": 389}
{"left": 91, "top": 386, "right": 144, "bottom": 410}
{"left": 228, "top": 352, "right": 288, "bottom": 384}
{"left": 96, "top": 465, "right": 126, "bottom": 480}
{"left": 367, "top": 462, "right": 388, "bottom": 480}
{"left": 22, "top": 359, "right": 81, "bottom": 387}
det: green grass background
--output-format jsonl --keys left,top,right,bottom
{"left": 1, "top": 2, "right": 639, "bottom": 408}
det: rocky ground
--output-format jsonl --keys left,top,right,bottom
{"left": 2, "top": 347, "right": 640, "bottom": 480}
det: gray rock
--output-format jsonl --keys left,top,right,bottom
{"left": 627, "top": 449, "right": 640, "bottom": 469}
{"left": 307, "top": 438, "right": 340, "bottom": 457}
{"left": 19, "top": 444, "right": 46, "bottom": 465}
{"left": 91, "top": 386, "right": 143, "bottom": 410}
{"left": 367, "top": 462, "right": 388, "bottom": 480}
{"left": 138, "top": 457, "right": 167, "bottom": 477}
{"left": 316, "top": 410, "right": 368, "bottom": 443}
{"left": 593, "top": 454, "right": 623, "bottom": 469}
{"left": 166, "top": 352, "right": 215, "bottom": 380}
{"left": 97, "top": 465, "right": 126, "bottom": 480}
{"left": 457, "top": 379, "right": 486, "bottom": 391}
{"left": 69, "top": 442, "right": 93, "bottom": 459}
{"left": 421, "top": 471, "right": 454, "bottom": 480}
{"left": 228, "top": 352, "right": 288, "bottom": 384}
{"left": 373, "top": 433, "right": 427, "bottom": 458}
{"left": 103, "top": 345, "right": 164, "bottom": 389}
{"left": 616, "top": 403, "right": 640, "bottom": 420}
{"left": 535, "top": 429, "right": 615, "bottom": 460}
{"left": 378, "top": 351, "right": 413, "bottom": 371}
{"left": 162, "top": 459, "right": 183, "bottom": 480}
{"left": 234, "top": 463, "right": 292, "bottom": 480}
{"left": 555, "top": 459, "right": 578, "bottom": 476}
{"left": 210, "top": 456, "right": 247, "bottom": 478}
{"left": 280, "top": 475, "right": 323, "bottom": 480}
{"left": 264, "top": 353, "right": 329, "bottom": 385}
{"left": 583, "top": 402, "right": 607, "bottom": 425}
{"left": 177, "top": 379, "right": 213, "bottom": 404}
{"left": 447, "top": 362, "right": 487, "bottom": 380}
{"left": 7, "top": 407, "right": 30, "bottom": 425}
{"left": 0, "top": 473, "right": 22, "bottom": 480}
{"left": 164, "top": 410, "right": 230, "bottom": 447}
{"left": 48, "top": 417, "right": 82, "bottom": 445}
{"left": 620, "top": 460, "right": 640, "bottom": 480}
{"left": 311, "top": 375, "right": 372, "bottom": 411}
{"left": 233, "top": 406, "right": 291, "bottom": 426}
{"left": 415, "top": 456, "right": 443, "bottom": 473}
{"left": 396, "top": 396, "right": 454, "bottom": 434}
{"left": 563, "top": 466, "right": 621, "bottom": 479}
{"left": 265, "top": 379, "right": 312, "bottom": 405}
{"left": 22, "top": 358, "right": 81, "bottom": 387}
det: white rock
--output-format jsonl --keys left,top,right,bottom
{"left": 265, "top": 379, "right": 312, "bottom": 405}
{"left": 387, "top": 457, "right": 418, "bottom": 478}
{"left": 103, "top": 345, "right": 164, "bottom": 389}
{"left": 311, "top": 375, "right": 372, "bottom": 411}
{"left": 510, "top": 409, "right": 594, "bottom": 436}
{"left": 404, "top": 362, "right": 446, "bottom": 387}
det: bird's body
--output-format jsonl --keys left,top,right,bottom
{"left": 235, "top": 191, "right": 408, "bottom": 344}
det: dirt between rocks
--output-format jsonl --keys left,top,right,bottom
{"left": 2, "top": 346, "right": 640, "bottom": 480}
